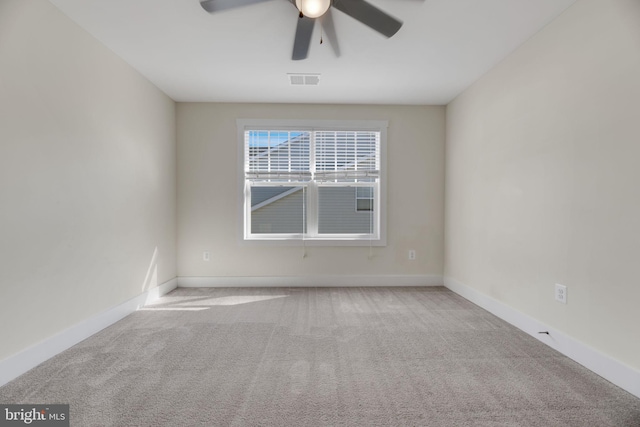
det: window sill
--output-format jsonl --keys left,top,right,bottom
{"left": 241, "top": 237, "right": 387, "bottom": 247}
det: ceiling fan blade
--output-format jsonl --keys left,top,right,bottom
{"left": 320, "top": 9, "right": 341, "bottom": 57}
{"left": 292, "top": 16, "right": 315, "bottom": 60}
{"left": 200, "top": 0, "right": 274, "bottom": 13}
{"left": 332, "top": 0, "right": 402, "bottom": 38}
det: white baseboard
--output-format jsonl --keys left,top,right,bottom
{"left": 0, "top": 278, "right": 178, "bottom": 388}
{"left": 144, "top": 278, "right": 178, "bottom": 305}
{"left": 178, "top": 275, "right": 443, "bottom": 288}
{"left": 444, "top": 276, "right": 640, "bottom": 399}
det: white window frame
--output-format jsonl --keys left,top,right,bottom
{"left": 237, "top": 119, "right": 387, "bottom": 246}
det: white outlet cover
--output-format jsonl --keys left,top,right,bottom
{"left": 555, "top": 284, "right": 567, "bottom": 304}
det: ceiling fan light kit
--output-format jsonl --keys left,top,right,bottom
{"left": 199, "top": 0, "right": 403, "bottom": 60}
{"left": 295, "top": 0, "right": 331, "bottom": 18}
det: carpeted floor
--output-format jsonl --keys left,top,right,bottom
{"left": 1, "top": 287, "right": 639, "bottom": 426}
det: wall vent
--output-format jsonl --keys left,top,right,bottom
{"left": 288, "top": 73, "right": 320, "bottom": 86}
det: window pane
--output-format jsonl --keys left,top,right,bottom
{"left": 315, "top": 131, "right": 379, "bottom": 183}
{"left": 356, "top": 198, "right": 373, "bottom": 212}
{"left": 250, "top": 186, "right": 306, "bottom": 234}
{"left": 247, "top": 131, "right": 310, "bottom": 174}
{"left": 356, "top": 187, "right": 374, "bottom": 212}
{"left": 318, "top": 187, "right": 374, "bottom": 234}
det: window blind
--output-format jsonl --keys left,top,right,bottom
{"left": 245, "top": 131, "right": 311, "bottom": 182}
{"left": 314, "top": 131, "right": 380, "bottom": 182}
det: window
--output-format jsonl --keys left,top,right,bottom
{"left": 355, "top": 187, "right": 374, "bottom": 212}
{"left": 239, "top": 120, "right": 387, "bottom": 244}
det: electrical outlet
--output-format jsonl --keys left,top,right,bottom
{"left": 203, "top": 251, "right": 210, "bottom": 262}
{"left": 408, "top": 250, "right": 416, "bottom": 260}
{"left": 555, "top": 284, "right": 567, "bottom": 304}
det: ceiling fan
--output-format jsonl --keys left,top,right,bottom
{"left": 200, "top": 0, "right": 403, "bottom": 60}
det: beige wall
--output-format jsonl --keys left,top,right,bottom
{"left": 445, "top": 0, "right": 640, "bottom": 370}
{"left": 177, "top": 103, "right": 445, "bottom": 278}
{"left": 0, "top": 0, "right": 176, "bottom": 361}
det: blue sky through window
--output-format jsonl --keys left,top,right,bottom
{"left": 248, "top": 131, "right": 304, "bottom": 148}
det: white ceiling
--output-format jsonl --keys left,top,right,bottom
{"left": 49, "top": 0, "right": 576, "bottom": 105}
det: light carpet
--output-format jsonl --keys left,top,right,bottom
{"left": 1, "top": 287, "right": 639, "bottom": 426}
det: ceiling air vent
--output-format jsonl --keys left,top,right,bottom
{"left": 288, "top": 73, "right": 320, "bottom": 86}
